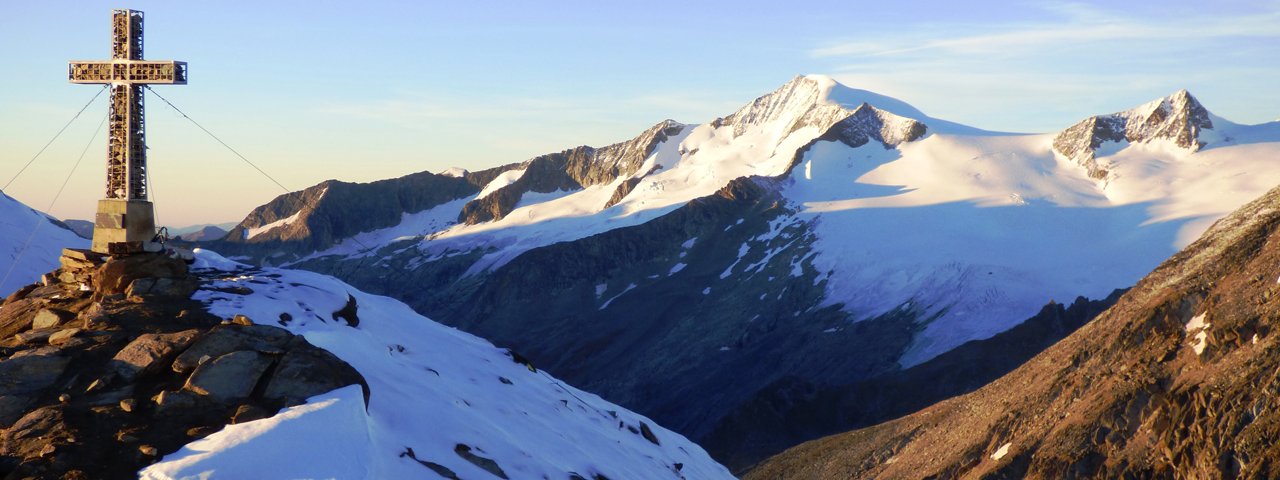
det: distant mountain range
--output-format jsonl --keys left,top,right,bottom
{"left": 59, "top": 221, "right": 236, "bottom": 242}
{"left": 199, "top": 75, "right": 1280, "bottom": 469}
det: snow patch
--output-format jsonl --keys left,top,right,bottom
{"left": 991, "top": 442, "right": 1012, "bottom": 461}
{"left": 600, "top": 283, "right": 637, "bottom": 310}
{"left": 246, "top": 211, "right": 302, "bottom": 240}
{"left": 1186, "top": 313, "right": 1210, "bottom": 355}
{"left": 476, "top": 168, "right": 527, "bottom": 200}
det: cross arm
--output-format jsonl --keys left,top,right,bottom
{"left": 69, "top": 60, "right": 187, "bottom": 85}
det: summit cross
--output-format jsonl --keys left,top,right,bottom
{"left": 69, "top": 9, "right": 187, "bottom": 254}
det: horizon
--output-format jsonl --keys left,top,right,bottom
{"left": 1, "top": 1, "right": 1276, "bottom": 226}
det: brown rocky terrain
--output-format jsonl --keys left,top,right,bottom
{"left": 748, "top": 179, "right": 1280, "bottom": 478}
{"left": 0, "top": 249, "right": 364, "bottom": 479}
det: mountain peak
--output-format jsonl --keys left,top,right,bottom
{"left": 721, "top": 75, "right": 933, "bottom": 144}
{"left": 1053, "top": 89, "right": 1215, "bottom": 179}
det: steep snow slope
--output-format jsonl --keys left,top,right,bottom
{"left": 142, "top": 249, "right": 731, "bottom": 480}
{"left": 0, "top": 191, "right": 87, "bottom": 294}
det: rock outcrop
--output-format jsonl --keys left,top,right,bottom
{"left": 747, "top": 180, "right": 1280, "bottom": 479}
{"left": 458, "top": 119, "right": 686, "bottom": 224}
{"left": 1053, "top": 89, "right": 1213, "bottom": 179}
{"left": 216, "top": 170, "right": 483, "bottom": 258}
{"left": 0, "top": 249, "right": 365, "bottom": 478}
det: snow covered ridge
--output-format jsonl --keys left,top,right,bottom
{"left": 0, "top": 191, "right": 87, "bottom": 294}
{"left": 142, "top": 249, "right": 732, "bottom": 479}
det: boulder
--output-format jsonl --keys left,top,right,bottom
{"left": 172, "top": 325, "right": 292, "bottom": 374}
{"left": 0, "top": 350, "right": 70, "bottom": 426}
{"left": 125, "top": 276, "right": 199, "bottom": 301}
{"left": 47, "top": 328, "right": 81, "bottom": 346}
{"left": 262, "top": 338, "right": 366, "bottom": 406}
{"left": 152, "top": 390, "right": 198, "bottom": 416}
{"left": 31, "top": 309, "right": 73, "bottom": 329}
{"left": 93, "top": 253, "right": 189, "bottom": 296}
{"left": 14, "top": 328, "right": 57, "bottom": 344}
{"left": 183, "top": 350, "right": 273, "bottom": 402}
{"left": 77, "top": 303, "right": 110, "bottom": 330}
{"left": 111, "top": 329, "right": 202, "bottom": 381}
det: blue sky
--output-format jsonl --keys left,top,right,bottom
{"left": 1, "top": 0, "right": 1277, "bottom": 225}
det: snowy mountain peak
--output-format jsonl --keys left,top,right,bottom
{"left": 1053, "top": 89, "right": 1215, "bottom": 179}
{"left": 723, "top": 76, "right": 931, "bottom": 138}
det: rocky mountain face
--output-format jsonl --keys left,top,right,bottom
{"left": 747, "top": 182, "right": 1280, "bottom": 479}
{"left": 198, "top": 76, "right": 1280, "bottom": 472}
{"left": 455, "top": 119, "right": 687, "bottom": 224}
{"left": 0, "top": 249, "right": 363, "bottom": 478}
{"left": 1053, "top": 89, "right": 1213, "bottom": 179}
{"left": 172, "top": 225, "right": 227, "bottom": 242}
{"left": 213, "top": 170, "right": 482, "bottom": 261}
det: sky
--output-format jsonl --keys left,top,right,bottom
{"left": 0, "top": 0, "right": 1277, "bottom": 226}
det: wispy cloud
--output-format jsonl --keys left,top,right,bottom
{"left": 812, "top": 3, "right": 1280, "bottom": 59}
{"left": 807, "top": 2, "right": 1280, "bottom": 131}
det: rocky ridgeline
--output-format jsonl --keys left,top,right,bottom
{"left": 1053, "top": 89, "right": 1214, "bottom": 179}
{"left": 0, "top": 249, "right": 364, "bottom": 479}
{"left": 458, "top": 119, "right": 687, "bottom": 224}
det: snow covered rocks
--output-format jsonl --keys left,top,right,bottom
{"left": 137, "top": 249, "right": 732, "bottom": 479}
{"left": 0, "top": 251, "right": 365, "bottom": 478}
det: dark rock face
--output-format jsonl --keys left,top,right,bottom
{"left": 0, "top": 251, "right": 366, "bottom": 478}
{"left": 213, "top": 170, "right": 483, "bottom": 262}
{"left": 747, "top": 181, "right": 1280, "bottom": 479}
{"left": 458, "top": 120, "right": 686, "bottom": 224}
{"left": 702, "top": 292, "right": 1121, "bottom": 471}
{"left": 1053, "top": 90, "right": 1214, "bottom": 179}
{"left": 173, "top": 225, "right": 227, "bottom": 242}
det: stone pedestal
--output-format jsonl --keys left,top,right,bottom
{"left": 91, "top": 199, "right": 157, "bottom": 254}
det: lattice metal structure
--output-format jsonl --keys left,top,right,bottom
{"left": 69, "top": 9, "right": 187, "bottom": 253}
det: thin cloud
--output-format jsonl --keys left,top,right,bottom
{"left": 812, "top": 4, "right": 1280, "bottom": 59}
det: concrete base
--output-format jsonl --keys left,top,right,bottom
{"left": 91, "top": 199, "right": 156, "bottom": 254}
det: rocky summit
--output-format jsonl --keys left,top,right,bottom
{"left": 747, "top": 175, "right": 1280, "bottom": 478}
{"left": 0, "top": 248, "right": 364, "bottom": 479}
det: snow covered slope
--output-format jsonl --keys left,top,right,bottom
{"left": 0, "top": 191, "right": 87, "bottom": 294}
{"left": 142, "top": 249, "right": 731, "bottom": 480}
